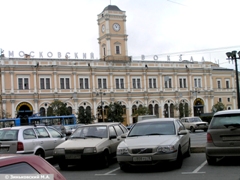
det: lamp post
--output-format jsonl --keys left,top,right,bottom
{"left": 96, "top": 89, "right": 106, "bottom": 122}
{"left": 226, "top": 51, "right": 240, "bottom": 109}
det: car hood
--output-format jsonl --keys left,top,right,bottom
{"left": 120, "top": 135, "right": 177, "bottom": 148}
{"left": 56, "top": 138, "right": 107, "bottom": 149}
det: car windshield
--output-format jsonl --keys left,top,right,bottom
{"left": 189, "top": 118, "right": 202, "bottom": 122}
{"left": 210, "top": 114, "right": 240, "bottom": 129}
{"left": 71, "top": 125, "right": 108, "bottom": 138}
{"left": 0, "top": 129, "right": 18, "bottom": 141}
{"left": 128, "top": 121, "right": 176, "bottom": 137}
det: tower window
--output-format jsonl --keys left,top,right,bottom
{"left": 116, "top": 46, "right": 120, "bottom": 54}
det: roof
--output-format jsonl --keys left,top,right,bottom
{"left": 102, "top": 5, "right": 122, "bottom": 12}
{"left": 0, "top": 125, "right": 45, "bottom": 130}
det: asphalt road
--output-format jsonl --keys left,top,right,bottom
{"left": 53, "top": 153, "right": 240, "bottom": 180}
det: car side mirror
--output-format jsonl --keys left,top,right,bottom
{"left": 178, "top": 130, "right": 188, "bottom": 135}
{"left": 109, "top": 135, "right": 117, "bottom": 139}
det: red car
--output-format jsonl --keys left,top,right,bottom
{"left": 0, "top": 154, "right": 66, "bottom": 180}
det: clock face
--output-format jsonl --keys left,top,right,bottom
{"left": 101, "top": 25, "right": 105, "bottom": 33}
{"left": 113, "top": 23, "right": 120, "bottom": 31}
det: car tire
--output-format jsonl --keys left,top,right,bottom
{"left": 190, "top": 126, "right": 195, "bottom": 133}
{"left": 35, "top": 149, "right": 45, "bottom": 159}
{"left": 185, "top": 141, "right": 191, "bottom": 157}
{"left": 100, "top": 151, "right": 109, "bottom": 168}
{"left": 174, "top": 148, "right": 183, "bottom": 169}
{"left": 206, "top": 155, "right": 217, "bottom": 165}
{"left": 58, "top": 162, "right": 68, "bottom": 170}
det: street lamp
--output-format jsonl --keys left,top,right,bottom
{"left": 96, "top": 89, "right": 106, "bottom": 122}
{"left": 226, "top": 51, "right": 240, "bottom": 109}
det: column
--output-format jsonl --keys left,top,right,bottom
{"left": 204, "top": 73, "right": 207, "bottom": 90}
{"left": 92, "top": 71, "right": 95, "bottom": 92}
{"left": 10, "top": 100, "right": 15, "bottom": 118}
{"left": 1, "top": 71, "right": 5, "bottom": 93}
{"left": 127, "top": 72, "right": 130, "bottom": 92}
{"left": 74, "top": 99, "right": 78, "bottom": 114}
{"left": 33, "top": 72, "right": 37, "bottom": 93}
{"left": 128, "top": 98, "right": 132, "bottom": 124}
{"left": 211, "top": 96, "right": 214, "bottom": 109}
{"left": 109, "top": 72, "right": 113, "bottom": 92}
{"left": 73, "top": 72, "right": 77, "bottom": 92}
{"left": 144, "top": 72, "right": 147, "bottom": 91}
{"left": 2, "top": 100, "right": 6, "bottom": 117}
{"left": 189, "top": 73, "right": 192, "bottom": 91}
{"left": 205, "top": 96, "right": 208, "bottom": 112}
{"left": 34, "top": 99, "right": 38, "bottom": 114}
{"left": 93, "top": 98, "right": 97, "bottom": 122}
{"left": 54, "top": 72, "right": 57, "bottom": 92}
{"left": 210, "top": 73, "right": 213, "bottom": 90}
{"left": 160, "top": 97, "right": 164, "bottom": 118}
{"left": 174, "top": 72, "right": 177, "bottom": 91}
{"left": 159, "top": 73, "right": 162, "bottom": 91}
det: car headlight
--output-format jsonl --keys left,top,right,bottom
{"left": 157, "top": 146, "right": 177, "bottom": 153}
{"left": 83, "top": 147, "right": 97, "bottom": 154}
{"left": 117, "top": 147, "right": 129, "bottom": 155}
{"left": 54, "top": 148, "right": 65, "bottom": 154}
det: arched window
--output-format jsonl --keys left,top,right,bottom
{"left": 148, "top": 104, "right": 153, "bottom": 115}
{"left": 154, "top": 104, "right": 159, "bottom": 117}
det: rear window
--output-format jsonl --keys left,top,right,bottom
{"left": 210, "top": 114, "right": 240, "bottom": 129}
{"left": 0, "top": 130, "right": 18, "bottom": 141}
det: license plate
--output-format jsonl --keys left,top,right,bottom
{"left": 133, "top": 157, "right": 152, "bottom": 162}
{"left": 0, "top": 147, "right": 8, "bottom": 152}
{"left": 65, "top": 154, "right": 81, "bottom": 159}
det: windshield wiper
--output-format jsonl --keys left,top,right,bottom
{"left": 128, "top": 135, "right": 142, "bottom": 137}
{"left": 145, "top": 133, "right": 165, "bottom": 135}
{"left": 224, "top": 123, "right": 240, "bottom": 128}
{"left": 84, "top": 135, "right": 102, "bottom": 138}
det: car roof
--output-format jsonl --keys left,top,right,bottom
{"left": 0, "top": 125, "right": 46, "bottom": 130}
{"left": 81, "top": 122, "right": 121, "bottom": 127}
{"left": 213, "top": 109, "right": 240, "bottom": 116}
{"left": 137, "top": 118, "right": 178, "bottom": 124}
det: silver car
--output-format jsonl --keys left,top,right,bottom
{"left": 0, "top": 125, "right": 66, "bottom": 159}
{"left": 117, "top": 118, "right": 190, "bottom": 171}
{"left": 206, "top": 109, "right": 240, "bottom": 165}
{"left": 53, "top": 122, "right": 128, "bottom": 170}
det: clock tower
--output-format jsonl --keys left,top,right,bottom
{"left": 97, "top": 5, "right": 131, "bottom": 62}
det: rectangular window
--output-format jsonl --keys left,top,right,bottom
{"left": 179, "top": 78, "right": 187, "bottom": 88}
{"left": 115, "top": 78, "right": 124, "bottom": 89}
{"left": 98, "top": 78, "right": 107, "bottom": 89}
{"left": 132, "top": 78, "right": 141, "bottom": 89}
{"left": 164, "top": 77, "right": 172, "bottom": 88}
{"left": 228, "top": 97, "right": 230, "bottom": 102}
{"left": 79, "top": 78, "right": 89, "bottom": 89}
{"left": 18, "top": 78, "right": 29, "bottom": 90}
{"left": 194, "top": 78, "right": 201, "bottom": 88}
{"left": 149, "top": 78, "right": 157, "bottom": 88}
{"left": 219, "top": 98, "right": 222, "bottom": 102}
{"left": 217, "top": 80, "right": 221, "bottom": 89}
{"left": 60, "top": 78, "right": 70, "bottom": 89}
{"left": 116, "top": 46, "right": 120, "bottom": 54}
{"left": 120, "top": 79, "right": 124, "bottom": 89}
{"left": 40, "top": 78, "right": 50, "bottom": 89}
{"left": 226, "top": 80, "right": 229, "bottom": 89}
{"left": 116, "top": 79, "right": 119, "bottom": 89}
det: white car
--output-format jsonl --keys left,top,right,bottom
{"left": 53, "top": 122, "right": 128, "bottom": 170}
{"left": 180, "top": 117, "right": 208, "bottom": 133}
{"left": 117, "top": 118, "right": 190, "bottom": 171}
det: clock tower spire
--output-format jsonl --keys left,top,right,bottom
{"left": 97, "top": 5, "right": 131, "bottom": 62}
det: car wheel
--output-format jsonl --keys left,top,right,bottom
{"left": 185, "top": 141, "right": 191, "bottom": 157}
{"left": 35, "top": 149, "right": 45, "bottom": 159}
{"left": 58, "top": 162, "right": 68, "bottom": 170}
{"left": 100, "top": 151, "right": 109, "bottom": 168}
{"left": 174, "top": 148, "right": 183, "bottom": 169}
{"left": 190, "top": 126, "right": 195, "bottom": 133}
{"left": 206, "top": 155, "right": 217, "bottom": 165}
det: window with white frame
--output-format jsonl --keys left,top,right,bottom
{"left": 219, "top": 98, "right": 222, "bottom": 102}
{"left": 226, "top": 80, "right": 230, "bottom": 89}
{"left": 179, "top": 77, "right": 187, "bottom": 88}
{"left": 40, "top": 77, "right": 50, "bottom": 89}
{"left": 98, "top": 78, "right": 107, "bottom": 89}
{"left": 60, "top": 77, "right": 70, "bottom": 89}
{"left": 79, "top": 77, "right": 89, "bottom": 89}
{"left": 114, "top": 42, "right": 121, "bottom": 55}
{"left": 194, "top": 77, "right": 201, "bottom": 88}
{"left": 149, "top": 78, "right": 157, "bottom": 88}
{"left": 164, "top": 76, "right": 172, "bottom": 88}
{"left": 18, "top": 77, "right": 29, "bottom": 90}
{"left": 217, "top": 80, "right": 221, "bottom": 89}
{"left": 115, "top": 78, "right": 124, "bottom": 89}
{"left": 132, "top": 78, "right": 141, "bottom": 89}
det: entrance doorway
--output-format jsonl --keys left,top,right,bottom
{"left": 193, "top": 98, "right": 204, "bottom": 116}
{"left": 16, "top": 102, "right": 33, "bottom": 125}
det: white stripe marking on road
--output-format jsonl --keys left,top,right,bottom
{"left": 95, "top": 167, "right": 120, "bottom": 176}
{"left": 182, "top": 160, "right": 207, "bottom": 174}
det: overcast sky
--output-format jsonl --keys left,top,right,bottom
{"left": 1, "top": 0, "right": 240, "bottom": 69}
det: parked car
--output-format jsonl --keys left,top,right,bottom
{"left": 206, "top": 109, "right": 240, "bottom": 165}
{"left": 180, "top": 117, "right": 208, "bottom": 132}
{"left": 0, "top": 125, "right": 66, "bottom": 159}
{"left": 117, "top": 118, "right": 190, "bottom": 171}
{"left": 52, "top": 125, "right": 72, "bottom": 136}
{"left": 53, "top": 122, "right": 128, "bottom": 170}
{"left": 0, "top": 154, "right": 66, "bottom": 180}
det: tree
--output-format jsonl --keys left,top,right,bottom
{"left": 131, "top": 105, "right": 149, "bottom": 120}
{"left": 77, "top": 107, "right": 94, "bottom": 124}
{"left": 48, "top": 100, "right": 70, "bottom": 116}
{"left": 107, "top": 102, "right": 124, "bottom": 122}
{"left": 212, "top": 102, "right": 226, "bottom": 113}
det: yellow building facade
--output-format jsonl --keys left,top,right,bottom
{"left": 0, "top": 5, "right": 237, "bottom": 125}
